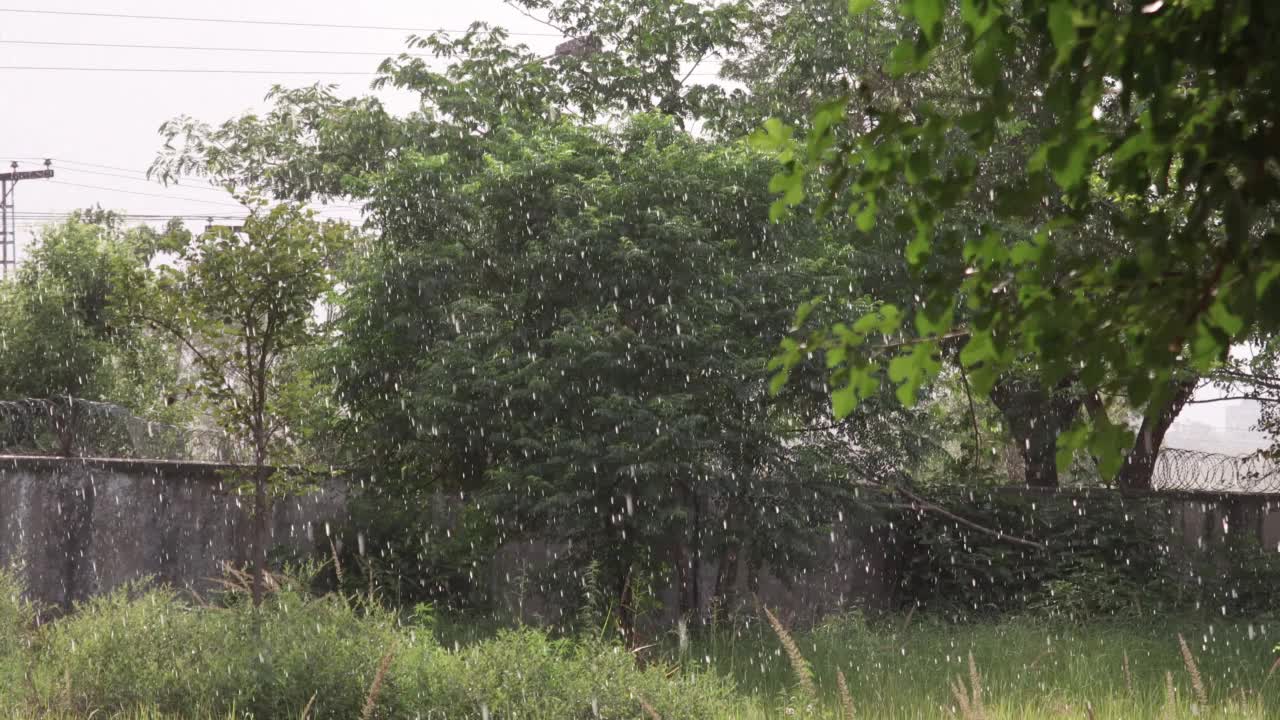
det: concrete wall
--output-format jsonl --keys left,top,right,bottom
{"left": 5, "top": 453, "right": 1280, "bottom": 623}
{"left": 0, "top": 455, "right": 344, "bottom": 609}
{"left": 484, "top": 490, "right": 1280, "bottom": 629}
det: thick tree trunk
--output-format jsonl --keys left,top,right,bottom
{"left": 711, "top": 498, "right": 746, "bottom": 615}
{"left": 713, "top": 540, "right": 741, "bottom": 612}
{"left": 990, "top": 376, "right": 1082, "bottom": 488}
{"left": 1116, "top": 378, "right": 1197, "bottom": 491}
{"left": 674, "top": 540, "right": 696, "bottom": 620}
{"left": 673, "top": 481, "right": 702, "bottom": 622}
{"left": 615, "top": 564, "right": 635, "bottom": 644}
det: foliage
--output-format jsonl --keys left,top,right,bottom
{"left": 701, "top": 612, "right": 1279, "bottom": 718}
{"left": 401, "top": 628, "right": 733, "bottom": 719}
{"left": 138, "top": 201, "right": 353, "bottom": 603}
{"left": 328, "top": 114, "right": 926, "bottom": 623}
{"left": 2, "top": 571, "right": 733, "bottom": 720}
{"left": 763, "top": 0, "right": 1280, "bottom": 479}
{"left": 0, "top": 566, "right": 35, "bottom": 692}
{"left": 5, "top": 571, "right": 1280, "bottom": 719}
{"left": 0, "top": 213, "right": 184, "bottom": 454}
{"left": 20, "top": 578, "right": 404, "bottom": 719}
{"left": 889, "top": 488, "right": 1280, "bottom": 620}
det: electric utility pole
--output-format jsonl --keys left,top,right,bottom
{"left": 1, "top": 159, "right": 54, "bottom": 276}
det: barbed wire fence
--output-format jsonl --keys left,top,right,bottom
{"left": 1151, "top": 447, "right": 1280, "bottom": 494}
{"left": 0, "top": 397, "right": 246, "bottom": 463}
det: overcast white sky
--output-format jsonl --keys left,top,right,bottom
{"left": 0, "top": 0, "right": 560, "bottom": 246}
{"left": 0, "top": 1, "right": 1266, "bottom": 446}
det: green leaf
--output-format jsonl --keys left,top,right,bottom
{"left": 792, "top": 296, "right": 823, "bottom": 329}
{"left": 1089, "top": 419, "right": 1133, "bottom": 480}
{"left": 887, "top": 342, "right": 940, "bottom": 406}
{"left": 768, "top": 167, "right": 806, "bottom": 205}
{"left": 905, "top": 150, "right": 932, "bottom": 185}
{"left": 853, "top": 311, "right": 883, "bottom": 334}
{"left": 887, "top": 40, "right": 929, "bottom": 76}
{"left": 770, "top": 370, "right": 790, "bottom": 395}
{"left": 909, "top": 0, "right": 946, "bottom": 45}
{"left": 914, "top": 306, "right": 954, "bottom": 336}
{"left": 1256, "top": 262, "right": 1280, "bottom": 298}
{"left": 967, "top": 364, "right": 997, "bottom": 395}
{"left": 748, "top": 118, "right": 794, "bottom": 152}
{"left": 849, "top": 0, "right": 875, "bottom": 13}
{"left": 832, "top": 382, "right": 858, "bottom": 418}
{"left": 1045, "top": 133, "right": 1095, "bottom": 190}
{"left": 1009, "top": 240, "right": 1043, "bottom": 266}
{"left": 1189, "top": 320, "right": 1227, "bottom": 370}
{"left": 854, "top": 197, "right": 878, "bottom": 231}
{"left": 960, "top": 0, "right": 1000, "bottom": 38}
{"left": 878, "top": 304, "right": 903, "bottom": 333}
{"left": 1208, "top": 299, "right": 1244, "bottom": 337}
{"left": 826, "top": 344, "right": 847, "bottom": 369}
{"left": 1047, "top": 1, "right": 1077, "bottom": 68}
{"left": 1055, "top": 422, "right": 1090, "bottom": 473}
{"left": 853, "top": 365, "right": 881, "bottom": 399}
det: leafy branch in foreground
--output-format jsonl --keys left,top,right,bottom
{"left": 760, "top": 0, "right": 1280, "bottom": 484}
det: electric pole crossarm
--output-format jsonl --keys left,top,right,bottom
{"left": 1, "top": 159, "right": 55, "bottom": 276}
{"left": 0, "top": 169, "right": 54, "bottom": 182}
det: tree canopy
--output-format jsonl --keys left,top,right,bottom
{"left": 0, "top": 212, "right": 181, "bottom": 454}
{"left": 761, "top": 0, "right": 1280, "bottom": 482}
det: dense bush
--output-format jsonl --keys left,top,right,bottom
{"left": 891, "top": 489, "right": 1280, "bottom": 620}
{"left": 22, "top": 579, "right": 402, "bottom": 718}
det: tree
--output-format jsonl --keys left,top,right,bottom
{"left": 0, "top": 212, "right": 180, "bottom": 455}
{"left": 762, "top": 0, "right": 1277, "bottom": 484}
{"left": 139, "top": 202, "right": 351, "bottom": 605}
{"left": 329, "top": 115, "right": 926, "bottom": 630}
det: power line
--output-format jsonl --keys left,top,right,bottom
{"left": 0, "top": 8, "right": 562, "bottom": 36}
{"left": 59, "top": 166, "right": 233, "bottom": 193}
{"left": 14, "top": 213, "right": 244, "bottom": 220}
{"left": 37, "top": 158, "right": 152, "bottom": 176}
{"left": 0, "top": 39, "right": 721, "bottom": 63}
{"left": 0, "top": 65, "right": 378, "bottom": 76}
{"left": 47, "top": 180, "right": 247, "bottom": 207}
{"left": 0, "top": 65, "right": 723, "bottom": 79}
{"left": 0, "top": 39, "right": 428, "bottom": 57}
{"left": 9, "top": 160, "right": 364, "bottom": 211}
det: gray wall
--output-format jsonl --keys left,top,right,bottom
{"left": 0, "top": 455, "right": 343, "bottom": 609}
{"left": 5, "top": 454, "right": 1280, "bottom": 625}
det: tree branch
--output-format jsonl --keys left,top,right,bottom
{"left": 956, "top": 357, "right": 982, "bottom": 455}
{"left": 892, "top": 485, "right": 1046, "bottom": 549}
{"left": 1186, "top": 395, "right": 1280, "bottom": 405}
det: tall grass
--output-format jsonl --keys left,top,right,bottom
{"left": 1, "top": 565, "right": 1277, "bottom": 718}
{"left": 716, "top": 611, "right": 1280, "bottom": 718}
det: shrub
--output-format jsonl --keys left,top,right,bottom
{"left": 400, "top": 627, "right": 734, "bottom": 719}
{"left": 13, "top": 572, "right": 735, "bottom": 719}
{"left": 0, "top": 566, "right": 37, "bottom": 708}
{"left": 892, "top": 490, "right": 1190, "bottom": 620}
{"left": 27, "top": 578, "right": 407, "bottom": 719}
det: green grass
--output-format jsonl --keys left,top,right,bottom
{"left": 686, "top": 612, "right": 1280, "bottom": 718}
{"left": 4, "top": 566, "right": 1279, "bottom": 718}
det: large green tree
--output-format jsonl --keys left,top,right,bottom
{"left": 0, "top": 212, "right": 180, "bottom": 455}
{"left": 763, "top": 0, "right": 1280, "bottom": 485}
{"left": 329, "top": 115, "right": 923, "bottom": 629}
